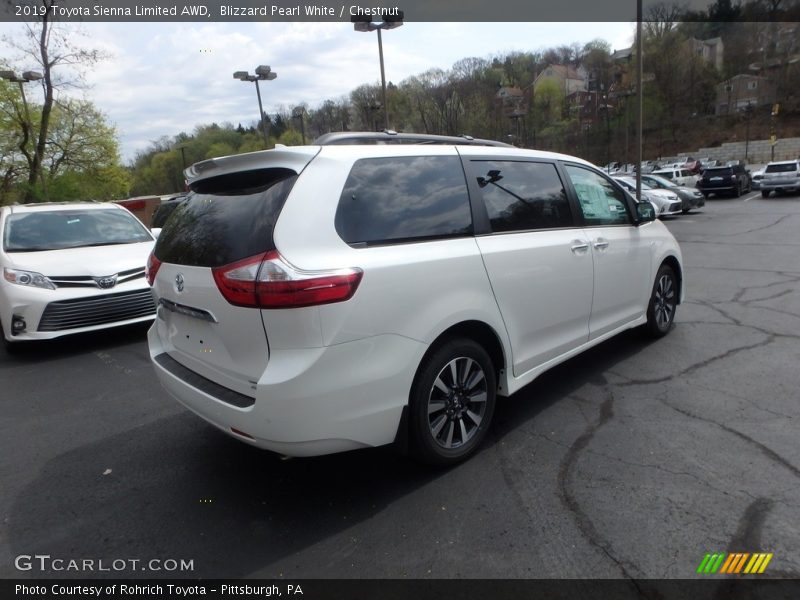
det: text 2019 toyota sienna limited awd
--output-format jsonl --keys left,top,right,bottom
{"left": 147, "top": 132, "right": 683, "bottom": 465}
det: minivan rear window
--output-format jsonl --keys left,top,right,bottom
{"left": 154, "top": 168, "right": 297, "bottom": 267}
{"left": 335, "top": 156, "right": 472, "bottom": 246}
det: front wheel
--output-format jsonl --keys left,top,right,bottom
{"left": 644, "top": 264, "right": 678, "bottom": 338}
{"left": 762, "top": 190, "right": 770, "bottom": 198}
{"left": 409, "top": 338, "right": 497, "bottom": 466}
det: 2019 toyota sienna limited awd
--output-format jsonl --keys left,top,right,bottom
{"left": 147, "top": 132, "right": 683, "bottom": 465}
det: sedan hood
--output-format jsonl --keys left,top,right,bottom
{"left": 6, "top": 241, "right": 155, "bottom": 276}
{"left": 647, "top": 189, "right": 679, "bottom": 200}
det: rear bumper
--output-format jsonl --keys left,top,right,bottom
{"left": 760, "top": 179, "right": 800, "bottom": 192}
{"left": 148, "top": 325, "right": 427, "bottom": 456}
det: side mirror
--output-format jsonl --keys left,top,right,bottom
{"left": 635, "top": 202, "right": 656, "bottom": 225}
{"left": 151, "top": 227, "right": 162, "bottom": 240}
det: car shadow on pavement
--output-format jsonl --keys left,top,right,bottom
{"left": 5, "top": 328, "right": 658, "bottom": 579}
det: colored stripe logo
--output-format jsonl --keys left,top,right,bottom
{"left": 697, "top": 553, "right": 773, "bottom": 574}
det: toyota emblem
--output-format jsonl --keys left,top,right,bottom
{"left": 175, "top": 273, "right": 185, "bottom": 292}
{"left": 95, "top": 275, "right": 117, "bottom": 289}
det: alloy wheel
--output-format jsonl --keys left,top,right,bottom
{"left": 654, "top": 273, "right": 676, "bottom": 330}
{"left": 427, "top": 357, "right": 488, "bottom": 449}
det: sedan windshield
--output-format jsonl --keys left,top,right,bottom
{"left": 4, "top": 209, "right": 152, "bottom": 252}
{"left": 617, "top": 178, "right": 654, "bottom": 191}
{"left": 645, "top": 175, "right": 677, "bottom": 188}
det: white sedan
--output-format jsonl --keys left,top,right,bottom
{"left": 614, "top": 176, "right": 684, "bottom": 217}
{"left": 1, "top": 202, "right": 156, "bottom": 348}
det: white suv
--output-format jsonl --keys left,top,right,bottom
{"left": 147, "top": 132, "right": 684, "bottom": 465}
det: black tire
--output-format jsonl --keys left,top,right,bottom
{"left": 1, "top": 325, "right": 22, "bottom": 355}
{"left": 681, "top": 207, "right": 691, "bottom": 214}
{"left": 409, "top": 338, "right": 497, "bottom": 466}
{"left": 733, "top": 183, "right": 741, "bottom": 198}
{"left": 762, "top": 190, "right": 770, "bottom": 198}
{"left": 644, "top": 264, "right": 678, "bottom": 338}
{"left": 702, "top": 192, "right": 709, "bottom": 199}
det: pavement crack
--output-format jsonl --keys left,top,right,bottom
{"left": 718, "top": 214, "right": 793, "bottom": 237}
{"left": 660, "top": 401, "right": 800, "bottom": 480}
{"left": 614, "top": 334, "right": 775, "bottom": 387}
{"left": 582, "top": 449, "right": 759, "bottom": 502}
{"left": 556, "top": 390, "right": 651, "bottom": 586}
{"left": 712, "top": 498, "right": 775, "bottom": 600}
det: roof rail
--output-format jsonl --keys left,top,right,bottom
{"left": 313, "top": 131, "right": 513, "bottom": 148}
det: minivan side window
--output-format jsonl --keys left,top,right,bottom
{"left": 335, "top": 156, "right": 472, "bottom": 246}
{"left": 471, "top": 161, "right": 572, "bottom": 233}
{"left": 563, "top": 165, "right": 632, "bottom": 226}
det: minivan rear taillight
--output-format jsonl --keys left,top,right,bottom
{"left": 212, "top": 251, "right": 363, "bottom": 309}
{"left": 146, "top": 252, "right": 162, "bottom": 286}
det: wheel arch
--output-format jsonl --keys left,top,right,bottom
{"left": 423, "top": 320, "right": 507, "bottom": 388}
{"left": 393, "top": 319, "right": 508, "bottom": 456}
{"left": 660, "top": 255, "right": 683, "bottom": 305}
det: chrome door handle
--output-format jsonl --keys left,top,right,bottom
{"left": 593, "top": 238, "right": 609, "bottom": 249}
{"left": 570, "top": 240, "right": 589, "bottom": 253}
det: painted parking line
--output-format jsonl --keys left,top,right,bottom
{"left": 743, "top": 191, "right": 761, "bottom": 202}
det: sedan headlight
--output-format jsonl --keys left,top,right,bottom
{"left": 3, "top": 267, "right": 56, "bottom": 290}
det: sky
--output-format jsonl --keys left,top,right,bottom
{"left": 1, "top": 21, "right": 635, "bottom": 163}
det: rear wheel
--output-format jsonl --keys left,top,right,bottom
{"left": 409, "top": 338, "right": 496, "bottom": 466}
{"left": 644, "top": 264, "right": 678, "bottom": 338}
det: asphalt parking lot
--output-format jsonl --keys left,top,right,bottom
{"left": 1, "top": 190, "right": 799, "bottom": 581}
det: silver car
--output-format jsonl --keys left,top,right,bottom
{"left": 641, "top": 173, "right": 705, "bottom": 213}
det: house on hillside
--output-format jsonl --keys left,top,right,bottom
{"left": 496, "top": 86, "right": 528, "bottom": 117}
{"left": 715, "top": 74, "right": 776, "bottom": 115}
{"left": 689, "top": 37, "right": 725, "bottom": 71}
{"left": 534, "top": 64, "right": 588, "bottom": 97}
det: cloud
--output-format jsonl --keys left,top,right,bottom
{"left": 1, "top": 21, "right": 634, "bottom": 162}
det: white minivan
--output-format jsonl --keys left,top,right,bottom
{"left": 147, "top": 132, "right": 684, "bottom": 465}
{"left": 652, "top": 167, "right": 699, "bottom": 188}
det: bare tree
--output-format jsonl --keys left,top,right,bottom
{"left": 644, "top": 2, "right": 687, "bottom": 39}
{"left": 3, "top": 0, "right": 103, "bottom": 201}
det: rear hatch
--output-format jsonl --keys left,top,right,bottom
{"left": 700, "top": 167, "right": 733, "bottom": 190}
{"left": 764, "top": 162, "right": 799, "bottom": 182}
{"left": 149, "top": 148, "right": 318, "bottom": 396}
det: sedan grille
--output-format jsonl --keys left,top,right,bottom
{"left": 37, "top": 289, "right": 156, "bottom": 332}
{"left": 670, "top": 202, "right": 682, "bottom": 212}
{"left": 49, "top": 267, "right": 146, "bottom": 289}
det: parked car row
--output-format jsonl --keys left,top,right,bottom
{"left": 613, "top": 174, "right": 704, "bottom": 217}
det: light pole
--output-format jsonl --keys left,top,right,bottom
{"left": 744, "top": 102, "right": 754, "bottom": 160}
{"left": 233, "top": 65, "right": 277, "bottom": 149}
{"left": 292, "top": 106, "right": 306, "bottom": 145}
{"left": 0, "top": 70, "right": 41, "bottom": 123}
{"left": 1, "top": 70, "right": 44, "bottom": 197}
{"left": 352, "top": 11, "right": 404, "bottom": 130}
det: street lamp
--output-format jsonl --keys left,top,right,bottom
{"left": 744, "top": 102, "right": 754, "bottom": 160}
{"left": 233, "top": 65, "right": 277, "bottom": 148}
{"left": 292, "top": 106, "right": 306, "bottom": 145}
{"left": 352, "top": 11, "right": 404, "bottom": 130}
{"left": 0, "top": 69, "right": 42, "bottom": 124}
